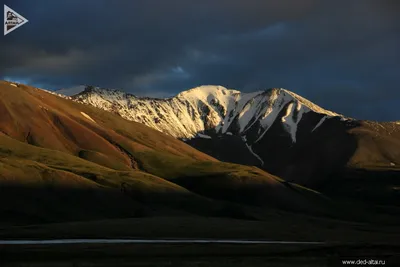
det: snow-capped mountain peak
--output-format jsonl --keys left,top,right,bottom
{"left": 62, "top": 85, "right": 344, "bottom": 141}
{"left": 176, "top": 85, "right": 240, "bottom": 98}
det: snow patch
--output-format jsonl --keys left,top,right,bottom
{"left": 236, "top": 92, "right": 264, "bottom": 132}
{"left": 245, "top": 143, "right": 264, "bottom": 166}
{"left": 197, "top": 133, "right": 212, "bottom": 139}
{"left": 226, "top": 132, "right": 233, "bottom": 135}
{"left": 281, "top": 103, "right": 298, "bottom": 143}
{"left": 80, "top": 112, "right": 96, "bottom": 123}
{"left": 312, "top": 116, "right": 328, "bottom": 132}
{"left": 255, "top": 90, "right": 292, "bottom": 143}
{"left": 38, "top": 88, "right": 71, "bottom": 100}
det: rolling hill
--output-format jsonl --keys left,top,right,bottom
{"left": 0, "top": 80, "right": 335, "bottom": 225}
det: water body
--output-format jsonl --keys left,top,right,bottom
{"left": 0, "top": 239, "right": 324, "bottom": 245}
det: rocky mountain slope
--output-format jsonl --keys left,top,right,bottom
{"left": 1, "top": 80, "right": 337, "bottom": 224}
{"left": 55, "top": 84, "right": 400, "bottom": 206}
{"left": 63, "top": 85, "right": 342, "bottom": 140}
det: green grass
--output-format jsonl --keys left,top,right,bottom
{"left": 78, "top": 150, "right": 132, "bottom": 171}
{"left": 0, "top": 134, "right": 178, "bottom": 189}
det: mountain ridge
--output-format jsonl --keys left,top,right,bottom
{"left": 1, "top": 80, "right": 337, "bottom": 224}
{"left": 57, "top": 85, "right": 346, "bottom": 141}
{"left": 51, "top": 84, "right": 400, "bottom": 197}
{"left": 1, "top": 80, "right": 399, "bottom": 226}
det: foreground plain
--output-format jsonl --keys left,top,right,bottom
{"left": 1, "top": 242, "right": 400, "bottom": 267}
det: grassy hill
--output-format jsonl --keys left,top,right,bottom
{"left": 0, "top": 80, "right": 335, "bottom": 224}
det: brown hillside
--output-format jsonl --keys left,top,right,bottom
{"left": 0, "top": 81, "right": 335, "bottom": 224}
{"left": 0, "top": 81, "right": 216, "bottom": 170}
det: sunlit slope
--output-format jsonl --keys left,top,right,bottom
{"left": 347, "top": 121, "right": 400, "bottom": 168}
{"left": 0, "top": 81, "right": 332, "bottom": 223}
{"left": 0, "top": 81, "right": 216, "bottom": 171}
{"left": 0, "top": 130, "right": 327, "bottom": 215}
{"left": 0, "top": 133, "right": 189, "bottom": 193}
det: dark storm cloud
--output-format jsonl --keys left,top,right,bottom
{"left": 0, "top": 0, "right": 399, "bottom": 120}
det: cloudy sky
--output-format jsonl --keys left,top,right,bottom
{"left": 1, "top": 0, "right": 399, "bottom": 120}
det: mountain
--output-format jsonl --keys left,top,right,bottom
{"left": 61, "top": 84, "right": 400, "bottom": 207}
{"left": 54, "top": 85, "right": 86, "bottom": 96}
{"left": 0, "top": 80, "right": 337, "bottom": 224}
{"left": 68, "top": 85, "right": 341, "bottom": 139}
